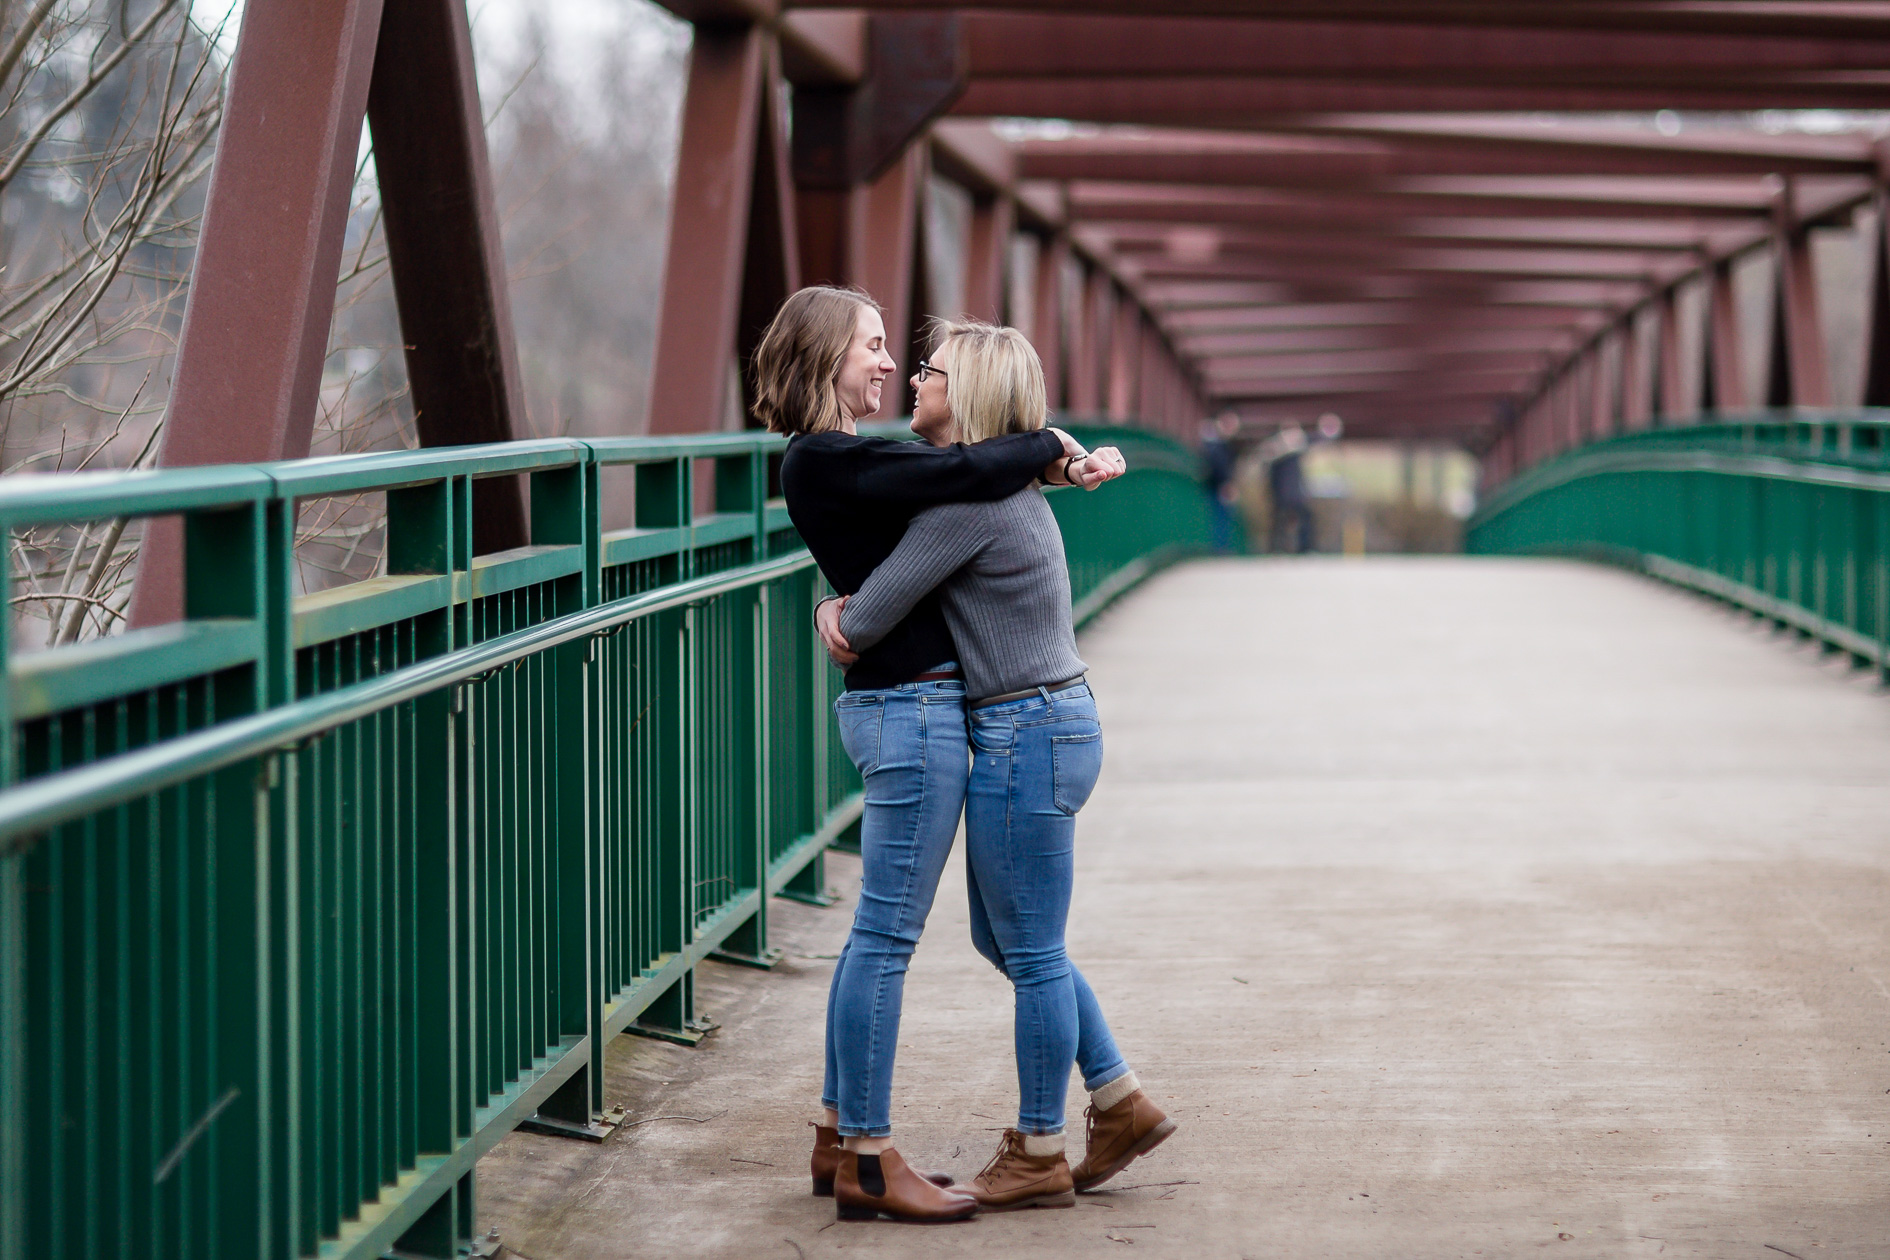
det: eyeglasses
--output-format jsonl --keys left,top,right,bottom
{"left": 916, "top": 359, "right": 948, "bottom": 383}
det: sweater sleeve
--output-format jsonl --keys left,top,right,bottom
{"left": 838, "top": 504, "right": 993, "bottom": 652}
{"left": 849, "top": 430, "right": 1062, "bottom": 506}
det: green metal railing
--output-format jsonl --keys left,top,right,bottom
{"left": 1468, "top": 409, "right": 1890, "bottom": 675}
{"left": 0, "top": 422, "right": 1215, "bottom": 1260}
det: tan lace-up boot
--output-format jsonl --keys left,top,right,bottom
{"left": 1070, "top": 1090, "right": 1177, "bottom": 1192}
{"left": 966, "top": 1129, "right": 1076, "bottom": 1211}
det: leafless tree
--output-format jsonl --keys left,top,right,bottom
{"left": 1, "top": 0, "right": 224, "bottom": 648}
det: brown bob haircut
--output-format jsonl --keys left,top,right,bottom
{"left": 751, "top": 286, "right": 883, "bottom": 436}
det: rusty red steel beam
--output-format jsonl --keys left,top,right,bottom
{"left": 1705, "top": 255, "right": 1748, "bottom": 410}
{"left": 649, "top": 24, "right": 797, "bottom": 432}
{"left": 368, "top": 0, "right": 532, "bottom": 554}
{"left": 962, "top": 191, "right": 1013, "bottom": 322}
{"left": 1067, "top": 266, "right": 1110, "bottom": 414}
{"left": 857, "top": 146, "right": 927, "bottom": 413}
{"left": 148, "top": 0, "right": 381, "bottom": 470}
{"left": 1157, "top": 301, "right": 1611, "bottom": 331}
{"left": 1177, "top": 326, "right": 1587, "bottom": 356}
{"left": 1109, "top": 238, "right": 1689, "bottom": 281}
{"left": 1209, "top": 371, "right": 1537, "bottom": 398}
{"left": 1108, "top": 300, "right": 1141, "bottom": 420}
{"left": 1092, "top": 218, "right": 1744, "bottom": 257}
{"left": 1198, "top": 352, "right": 1554, "bottom": 382}
{"left": 1772, "top": 188, "right": 1833, "bottom": 407}
{"left": 140, "top": 0, "right": 542, "bottom": 623}
{"left": 1014, "top": 130, "right": 1877, "bottom": 185}
{"left": 1124, "top": 259, "right": 1659, "bottom": 304}
{"left": 1865, "top": 195, "right": 1890, "bottom": 408}
{"left": 1032, "top": 231, "right": 1070, "bottom": 409}
{"left": 1064, "top": 181, "right": 1792, "bottom": 224}
{"left": 960, "top": 14, "right": 1890, "bottom": 84}
{"left": 1291, "top": 114, "right": 1881, "bottom": 173}
{"left": 787, "top": 1, "right": 1890, "bottom": 42}
{"left": 955, "top": 77, "right": 1890, "bottom": 121}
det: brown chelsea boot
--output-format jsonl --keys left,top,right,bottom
{"left": 833, "top": 1147, "right": 978, "bottom": 1223}
{"left": 809, "top": 1124, "right": 955, "bottom": 1196}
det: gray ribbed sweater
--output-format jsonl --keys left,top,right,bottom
{"left": 838, "top": 488, "right": 1086, "bottom": 701}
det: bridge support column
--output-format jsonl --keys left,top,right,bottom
{"left": 1108, "top": 299, "right": 1141, "bottom": 424}
{"left": 1620, "top": 315, "right": 1650, "bottom": 430}
{"left": 963, "top": 191, "right": 1014, "bottom": 324}
{"left": 1706, "top": 256, "right": 1748, "bottom": 413}
{"left": 1862, "top": 191, "right": 1890, "bottom": 409}
{"left": 1768, "top": 186, "right": 1832, "bottom": 408}
{"left": 1068, "top": 266, "right": 1109, "bottom": 417}
{"left": 649, "top": 23, "right": 799, "bottom": 435}
{"left": 1656, "top": 286, "right": 1689, "bottom": 423}
{"left": 1033, "top": 232, "right": 1069, "bottom": 411}
{"left": 132, "top": 0, "right": 533, "bottom": 626}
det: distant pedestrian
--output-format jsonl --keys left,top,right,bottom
{"left": 1263, "top": 413, "right": 1342, "bottom": 553}
{"left": 1200, "top": 411, "right": 1242, "bottom": 552}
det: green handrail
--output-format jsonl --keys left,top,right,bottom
{"left": 0, "top": 422, "right": 1217, "bottom": 1260}
{"left": 1467, "top": 409, "right": 1890, "bottom": 675}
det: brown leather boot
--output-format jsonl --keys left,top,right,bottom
{"left": 834, "top": 1147, "right": 979, "bottom": 1223}
{"left": 1070, "top": 1090, "right": 1177, "bottom": 1192}
{"left": 966, "top": 1129, "right": 1076, "bottom": 1211}
{"left": 809, "top": 1124, "right": 955, "bottom": 1196}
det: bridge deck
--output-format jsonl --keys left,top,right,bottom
{"left": 477, "top": 557, "right": 1890, "bottom": 1260}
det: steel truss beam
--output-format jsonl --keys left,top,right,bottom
{"left": 136, "top": 0, "right": 531, "bottom": 624}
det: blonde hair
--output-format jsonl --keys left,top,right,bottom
{"left": 752, "top": 286, "right": 883, "bottom": 436}
{"left": 925, "top": 318, "right": 1047, "bottom": 444}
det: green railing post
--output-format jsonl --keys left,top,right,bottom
{"left": 521, "top": 458, "right": 611, "bottom": 1138}
{"left": 1468, "top": 409, "right": 1890, "bottom": 676}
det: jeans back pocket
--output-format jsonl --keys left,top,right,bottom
{"left": 835, "top": 696, "right": 884, "bottom": 776}
{"left": 1050, "top": 728, "right": 1104, "bottom": 815}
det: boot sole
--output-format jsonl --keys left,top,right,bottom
{"left": 1074, "top": 1117, "right": 1178, "bottom": 1193}
{"left": 835, "top": 1201, "right": 979, "bottom": 1223}
{"left": 975, "top": 1189, "right": 1077, "bottom": 1212}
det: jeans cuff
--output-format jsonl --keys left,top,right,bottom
{"left": 835, "top": 1124, "right": 892, "bottom": 1138}
{"left": 1082, "top": 1064, "right": 1132, "bottom": 1094}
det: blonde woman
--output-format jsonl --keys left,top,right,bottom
{"left": 755, "top": 287, "right": 1112, "bottom": 1224}
{"left": 824, "top": 320, "right": 1176, "bottom": 1212}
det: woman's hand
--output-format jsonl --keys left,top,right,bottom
{"left": 1042, "top": 427, "right": 1088, "bottom": 482}
{"left": 1069, "top": 445, "right": 1126, "bottom": 490}
{"left": 817, "top": 595, "right": 859, "bottom": 666}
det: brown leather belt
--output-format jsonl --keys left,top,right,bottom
{"left": 910, "top": 668, "right": 961, "bottom": 683}
{"left": 971, "top": 675, "right": 1087, "bottom": 709}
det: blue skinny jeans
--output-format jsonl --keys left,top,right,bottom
{"left": 965, "top": 683, "right": 1128, "bottom": 1135}
{"left": 822, "top": 676, "right": 969, "bottom": 1137}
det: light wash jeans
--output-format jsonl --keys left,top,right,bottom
{"left": 822, "top": 674, "right": 969, "bottom": 1137}
{"left": 965, "top": 683, "right": 1128, "bottom": 1135}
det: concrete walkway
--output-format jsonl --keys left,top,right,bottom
{"left": 477, "top": 558, "right": 1890, "bottom": 1260}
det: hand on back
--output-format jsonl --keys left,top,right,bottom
{"left": 818, "top": 595, "right": 859, "bottom": 666}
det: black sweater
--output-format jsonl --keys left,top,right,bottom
{"left": 781, "top": 428, "right": 1064, "bottom": 689}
